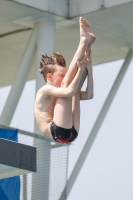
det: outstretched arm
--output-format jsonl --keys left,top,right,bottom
{"left": 80, "top": 48, "right": 94, "bottom": 100}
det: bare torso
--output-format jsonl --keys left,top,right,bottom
{"left": 34, "top": 86, "right": 57, "bottom": 140}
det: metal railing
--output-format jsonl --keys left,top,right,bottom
{"left": 0, "top": 124, "right": 69, "bottom": 148}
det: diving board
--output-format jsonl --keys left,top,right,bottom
{"left": 0, "top": 138, "right": 36, "bottom": 179}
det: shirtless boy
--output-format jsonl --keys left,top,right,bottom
{"left": 34, "top": 17, "right": 96, "bottom": 144}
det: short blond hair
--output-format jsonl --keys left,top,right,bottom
{"left": 40, "top": 52, "right": 66, "bottom": 82}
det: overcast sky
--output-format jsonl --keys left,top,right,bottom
{"left": 0, "top": 59, "right": 133, "bottom": 200}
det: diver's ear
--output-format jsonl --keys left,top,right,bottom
{"left": 46, "top": 73, "right": 53, "bottom": 82}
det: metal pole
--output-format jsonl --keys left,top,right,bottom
{"left": 22, "top": 174, "right": 27, "bottom": 200}
{"left": 0, "top": 26, "right": 37, "bottom": 126}
{"left": 32, "top": 17, "right": 55, "bottom": 200}
{"left": 34, "top": 17, "right": 55, "bottom": 135}
{"left": 65, "top": 50, "right": 133, "bottom": 197}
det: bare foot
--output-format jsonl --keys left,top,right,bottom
{"left": 83, "top": 18, "right": 96, "bottom": 45}
{"left": 79, "top": 17, "right": 96, "bottom": 45}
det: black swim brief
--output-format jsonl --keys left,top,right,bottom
{"left": 50, "top": 122, "right": 78, "bottom": 144}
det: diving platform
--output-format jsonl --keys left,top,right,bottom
{"left": 0, "top": 138, "right": 36, "bottom": 179}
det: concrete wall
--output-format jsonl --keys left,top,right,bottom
{"left": 13, "top": 0, "right": 68, "bottom": 18}
{"left": 69, "top": 0, "right": 133, "bottom": 17}
{"left": 13, "top": 0, "right": 133, "bottom": 18}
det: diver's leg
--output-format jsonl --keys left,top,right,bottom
{"left": 61, "top": 17, "right": 95, "bottom": 87}
{"left": 72, "top": 90, "right": 81, "bottom": 132}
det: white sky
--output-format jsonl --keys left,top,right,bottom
{"left": 0, "top": 59, "right": 133, "bottom": 200}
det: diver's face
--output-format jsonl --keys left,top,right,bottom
{"left": 52, "top": 66, "right": 67, "bottom": 87}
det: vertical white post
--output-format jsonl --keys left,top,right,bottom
{"left": 0, "top": 26, "right": 37, "bottom": 126}
{"left": 32, "top": 18, "right": 55, "bottom": 200}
